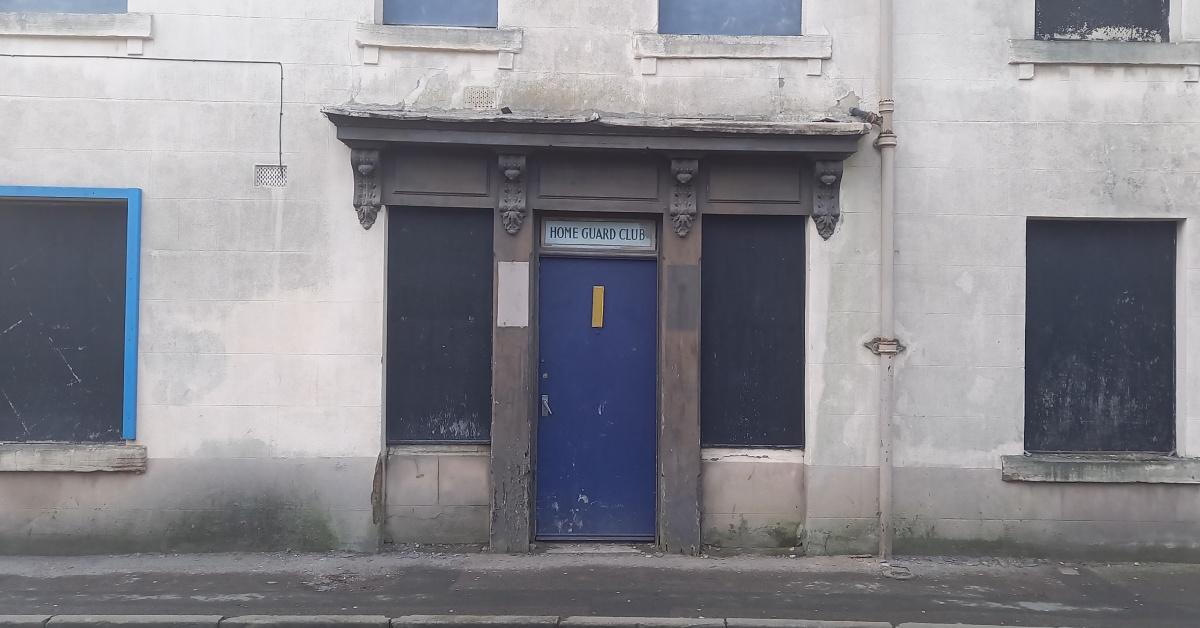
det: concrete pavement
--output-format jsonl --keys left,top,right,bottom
{"left": 1, "top": 548, "right": 1197, "bottom": 627}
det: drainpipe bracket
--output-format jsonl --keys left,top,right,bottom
{"left": 865, "top": 337, "right": 905, "bottom": 356}
{"left": 874, "top": 131, "right": 897, "bottom": 149}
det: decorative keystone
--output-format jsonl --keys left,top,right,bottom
{"left": 812, "top": 160, "right": 844, "bottom": 240}
{"left": 498, "top": 154, "right": 528, "bottom": 235}
{"left": 351, "top": 149, "right": 383, "bottom": 230}
{"left": 669, "top": 158, "right": 699, "bottom": 237}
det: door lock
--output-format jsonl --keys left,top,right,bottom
{"left": 541, "top": 394, "right": 553, "bottom": 417}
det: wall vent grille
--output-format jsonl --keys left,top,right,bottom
{"left": 255, "top": 165, "right": 288, "bottom": 188}
{"left": 464, "top": 86, "right": 498, "bottom": 111}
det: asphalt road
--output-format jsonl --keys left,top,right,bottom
{"left": 1, "top": 550, "right": 1197, "bottom": 627}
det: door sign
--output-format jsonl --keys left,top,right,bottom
{"left": 542, "top": 219, "right": 656, "bottom": 253}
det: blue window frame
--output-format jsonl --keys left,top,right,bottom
{"left": 383, "top": 0, "right": 497, "bottom": 28}
{"left": 0, "top": 186, "right": 141, "bottom": 441}
{"left": 0, "top": 0, "right": 127, "bottom": 12}
{"left": 659, "top": 0, "right": 802, "bottom": 36}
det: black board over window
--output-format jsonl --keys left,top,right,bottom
{"left": 0, "top": 199, "right": 127, "bottom": 443}
{"left": 0, "top": 0, "right": 127, "bottom": 12}
{"left": 659, "top": 0, "right": 802, "bottom": 36}
{"left": 386, "top": 206, "right": 493, "bottom": 443}
{"left": 701, "top": 214, "right": 805, "bottom": 447}
{"left": 383, "top": 0, "right": 497, "bottom": 28}
{"left": 1025, "top": 220, "right": 1176, "bottom": 453}
{"left": 1035, "top": 0, "right": 1169, "bottom": 42}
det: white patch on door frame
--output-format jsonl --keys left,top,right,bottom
{"left": 497, "top": 261, "right": 530, "bottom": 328}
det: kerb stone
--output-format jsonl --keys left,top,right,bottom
{"left": 0, "top": 617, "right": 51, "bottom": 628}
{"left": 560, "top": 618, "right": 724, "bottom": 628}
{"left": 393, "top": 617, "right": 560, "bottom": 627}
{"left": 729, "top": 620, "right": 893, "bottom": 628}
{"left": 220, "top": 618, "right": 389, "bottom": 627}
{"left": 46, "top": 617, "right": 221, "bottom": 627}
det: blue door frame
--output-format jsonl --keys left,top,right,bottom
{"left": 536, "top": 256, "right": 658, "bottom": 541}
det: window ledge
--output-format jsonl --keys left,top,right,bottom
{"left": 1002, "top": 453, "right": 1200, "bottom": 485}
{"left": 1009, "top": 39, "right": 1200, "bottom": 81}
{"left": 0, "top": 443, "right": 147, "bottom": 473}
{"left": 634, "top": 33, "right": 832, "bottom": 76}
{"left": 702, "top": 447, "right": 805, "bottom": 463}
{"left": 388, "top": 443, "right": 489, "bottom": 456}
{"left": 634, "top": 32, "right": 831, "bottom": 60}
{"left": 355, "top": 23, "right": 522, "bottom": 66}
{"left": 0, "top": 12, "right": 152, "bottom": 39}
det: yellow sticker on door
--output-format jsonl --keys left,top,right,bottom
{"left": 592, "top": 285, "right": 605, "bottom": 328}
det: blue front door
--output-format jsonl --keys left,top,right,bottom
{"left": 536, "top": 257, "right": 657, "bottom": 541}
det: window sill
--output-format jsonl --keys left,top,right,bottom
{"left": 1008, "top": 39, "right": 1200, "bottom": 81}
{"left": 633, "top": 33, "right": 832, "bottom": 76}
{"left": 355, "top": 23, "right": 522, "bottom": 67}
{"left": 1001, "top": 453, "right": 1200, "bottom": 485}
{"left": 0, "top": 443, "right": 147, "bottom": 473}
{"left": 702, "top": 447, "right": 805, "bottom": 463}
{"left": 0, "top": 12, "right": 151, "bottom": 39}
{"left": 0, "top": 12, "right": 152, "bottom": 55}
{"left": 388, "top": 443, "right": 489, "bottom": 456}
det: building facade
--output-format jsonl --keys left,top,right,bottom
{"left": 1, "top": 0, "right": 1198, "bottom": 558}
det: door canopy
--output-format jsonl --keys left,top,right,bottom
{"left": 324, "top": 107, "right": 869, "bottom": 240}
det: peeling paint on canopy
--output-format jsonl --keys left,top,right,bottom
{"left": 322, "top": 106, "right": 872, "bottom": 137}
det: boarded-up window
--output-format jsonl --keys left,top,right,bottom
{"left": 701, "top": 215, "right": 805, "bottom": 447}
{"left": 1025, "top": 220, "right": 1176, "bottom": 453}
{"left": 1035, "top": 0, "right": 1169, "bottom": 42}
{"left": 383, "top": 0, "right": 497, "bottom": 27}
{"left": 659, "top": 0, "right": 802, "bottom": 36}
{"left": 0, "top": 199, "right": 128, "bottom": 443}
{"left": 386, "top": 207, "right": 493, "bottom": 443}
{"left": 0, "top": 0, "right": 126, "bottom": 11}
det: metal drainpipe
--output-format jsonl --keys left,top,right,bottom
{"left": 877, "top": 0, "right": 899, "bottom": 560}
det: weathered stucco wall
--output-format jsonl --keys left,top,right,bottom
{"left": 0, "top": 0, "right": 1196, "bottom": 556}
{"left": 0, "top": 458, "right": 378, "bottom": 554}
{"left": 0, "top": 0, "right": 883, "bottom": 553}
{"left": 889, "top": 0, "right": 1200, "bottom": 557}
{"left": 0, "top": 0, "right": 386, "bottom": 552}
{"left": 701, "top": 449, "right": 805, "bottom": 549}
{"left": 385, "top": 447, "right": 490, "bottom": 545}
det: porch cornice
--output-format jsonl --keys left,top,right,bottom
{"left": 324, "top": 106, "right": 870, "bottom": 157}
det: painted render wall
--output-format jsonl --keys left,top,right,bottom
{"left": 0, "top": 0, "right": 1196, "bottom": 556}
{"left": 888, "top": 0, "right": 1200, "bottom": 558}
{"left": 0, "top": 0, "right": 879, "bottom": 554}
{"left": 0, "top": 0, "right": 389, "bottom": 553}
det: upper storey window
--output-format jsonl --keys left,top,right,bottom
{"left": 658, "top": 0, "right": 802, "bottom": 36}
{"left": 0, "top": 0, "right": 126, "bottom": 11}
{"left": 1035, "top": 0, "right": 1169, "bottom": 42}
{"left": 383, "top": 0, "right": 497, "bottom": 28}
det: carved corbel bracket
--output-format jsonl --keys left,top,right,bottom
{"left": 813, "top": 160, "right": 844, "bottom": 240}
{"left": 669, "top": 158, "right": 699, "bottom": 237}
{"left": 498, "top": 154, "right": 528, "bottom": 235}
{"left": 351, "top": 148, "right": 383, "bottom": 230}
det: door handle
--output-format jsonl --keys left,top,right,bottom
{"left": 541, "top": 394, "right": 553, "bottom": 417}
